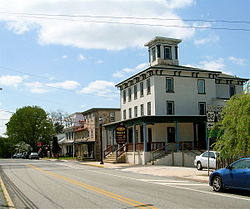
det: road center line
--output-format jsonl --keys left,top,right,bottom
{"left": 27, "top": 164, "right": 158, "bottom": 209}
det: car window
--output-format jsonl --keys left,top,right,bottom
{"left": 202, "top": 152, "right": 215, "bottom": 158}
{"left": 202, "top": 152, "right": 208, "bottom": 157}
{"left": 231, "top": 159, "right": 250, "bottom": 169}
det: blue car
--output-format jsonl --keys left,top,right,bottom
{"left": 209, "top": 158, "right": 250, "bottom": 192}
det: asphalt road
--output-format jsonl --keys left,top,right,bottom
{"left": 0, "top": 159, "right": 249, "bottom": 209}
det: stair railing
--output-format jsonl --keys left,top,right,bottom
{"left": 115, "top": 143, "right": 127, "bottom": 160}
{"left": 151, "top": 143, "right": 173, "bottom": 165}
{"left": 104, "top": 145, "right": 113, "bottom": 159}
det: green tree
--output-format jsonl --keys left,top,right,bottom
{"left": 6, "top": 106, "right": 55, "bottom": 150}
{"left": 52, "top": 136, "right": 61, "bottom": 157}
{"left": 0, "top": 137, "right": 15, "bottom": 158}
{"left": 213, "top": 93, "right": 250, "bottom": 159}
{"left": 15, "top": 141, "right": 32, "bottom": 153}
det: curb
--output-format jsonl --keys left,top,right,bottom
{"left": 0, "top": 176, "right": 15, "bottom": 209}
{"left": 80, "top": 163, "right": 104, "bottom": 168}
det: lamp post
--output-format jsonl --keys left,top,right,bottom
{"left": 99, "top": 117, "right": 104, "bottom": 164}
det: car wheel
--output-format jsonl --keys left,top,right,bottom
{"left": 196, "top": 162, "right": 203, "bottom": 170}
{"left": 212, "top": 176, "right": 223, "bottom": 192}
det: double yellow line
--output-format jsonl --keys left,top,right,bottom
{"left": 27, "top": 164, "right": 158, "bottom": 209}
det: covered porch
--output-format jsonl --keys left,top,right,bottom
{"left": 103, "top": 115, "right": 207, "bottom": 165}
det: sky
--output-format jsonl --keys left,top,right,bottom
{"left": 0, "top": 0, "right": 250, "bottom": 136}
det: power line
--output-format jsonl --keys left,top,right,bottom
{"left": 0, "top": 11, "right": 250, "bottom": 32}
{"left": 1, "top": 11, "right": 250, "bottom": 24}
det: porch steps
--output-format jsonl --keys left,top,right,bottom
{"left": 104, "top": 152, "right": 126, "bottom": 163}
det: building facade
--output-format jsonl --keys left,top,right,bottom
{"left": 74, "top": 108, "right": 120, "bottom": 160}
{"left": 104, "top": 37, "right": 248, "bottom": 165}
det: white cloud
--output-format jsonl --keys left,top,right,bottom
{"left": 185, "top": 57, "right": 233, "bottom": 75}
{"left": 194, "top": 34, "right": 219, "bottom": 46}
{"left": 78, "top": 54, "right": 86, "bottom": 61}
{"left": 0, "top": 75, "right": 24, "bottom": 87}
{"left": 0, "top": 0, "right": 195, "bottom": 50}
{"left": 47, "top": 80, "right": 80, "bottom": 90}
{"left": 228, "top": 56, "right": 246, "bottom": 65}
{"left": 24, "top": 82, "right": 50, "bottom": 93}
{"left": 199, "top": 58, "right": 225, "bottom": 71}
{"left": 113, "top": 62, "right": 149, "bottom": 78}
{"left": 78, "top": 80, "right": 118, "bottom": 98}
{"left": 62, "top": 55, "right": 68, "bottom": 59}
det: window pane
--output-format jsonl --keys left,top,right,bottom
{"left": 157, "top": 45, "right": 161, "bottom": 58}
{"left": 140, "top": 82, "right": 144, "bottom": 97}
{"left": 167, "top": 101, "right": 174, "bottom": 115}
{"left": 166, "top": 78, "right": 174, "bottom": 92}
{"left": 134, "top": 84, "right": 137, "bottom": 99}
{"left": 152, "top": 47, "right": 156, "bottom": 61}
{"left": 229, "top": 85, "right": 235, "bottom": 97}
{"left": 198, "top": 80, "right": 205, "bottom": 94}
{"left": 147, "top": 79, "right": 151, "bottom": 94}
{"left": 147, "top": 102, "right": 151, "bottom": 116}
{"left": 199, "top": 102, "right": 206, "bottom": 115}
{"left": 141, "top": 104, "right": 144, "bottom": 116}
{"left": 123, "top": 90, "right": 126, "bottom": 103}
{"left": 164, "top": 46, "right": 172, "bottom": 59}
{"left": 128, "top": 88, "right": 131, "bottom": 101}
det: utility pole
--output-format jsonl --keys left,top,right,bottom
{"left": 99, "top": 117, "right": 104, "bottom": 164}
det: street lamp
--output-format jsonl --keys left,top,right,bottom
{"left": 99, "top": 117, "right": 104, "bottom": 164}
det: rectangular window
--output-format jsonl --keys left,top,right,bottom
{"left": 129, "top": 108, "right": 132, "bottom": 119}
{"left": 123, "top": 90, "right": 126, "bottom": 103}
{"left": 140, "top": 81, "right": 144, "bottom": 97}
{"left": 166, "top": 101, "right": 174, "bottom": 115}
{"left": 140, "top": 104, "right": 144, "bottom": 116}
{"left": 197, "top": 79, "right": 205, "bottom": 94}
{"left": 152, "top": 47, "right": 156, "bottom": 61}
{"left": 147, "top": 79, "right": 151, "bottom": 94}
{"left": 164, "top": 46, "right": 172, "bottom": 59}
{"left": 157, "top": 45, "right": 161, "bottom": 58}
{"left": 134, "top": 84, "right": 137, "bottom": 99}
{"left": 147, "top": 102, "right": 151, "bottom": 116}
{"left": 134, "top": 106, "right": 138, "bottom": 117}
{"left": 128, "top": 87, "right": 132, "bottom": 102}
{"left": 229, "top": 85, "right": 236, "bottom": 97}
{"left": 199, "top": 102, "right": 206, "bottom": 115}
{"left": 123, "top": 109, "right": 126, "bottom": 120}
{"left": 109, "top": 112, "right": 115, "bottom": 122}
{"left": 166, "top": 77, "right": 174, "bottom": 92}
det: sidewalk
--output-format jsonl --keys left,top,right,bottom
{"left": 78, "top": 161, "right": 210, "bottom": 183}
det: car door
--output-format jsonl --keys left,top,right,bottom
{"left": 209, "top": 152, "right": 216, "bottom": 169}
{"left": 201, "top": 152, "right": 208, "bottom": 167}
{"left": 223, "top": 159, "right": 250, "bottom": 189}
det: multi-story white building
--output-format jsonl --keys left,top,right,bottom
{"left": 104, "top": 37, "right": 248, "bottom": 165}
{"left": 60, "top": 112, "right": 83, "bottom": 156}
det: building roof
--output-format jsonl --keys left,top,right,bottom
{"left": 115, "top": 64, "right": 248, "bottom": 87}
{"left": 144, "top": 36, "right": 182, "bottom": 47}
{"left": 82, "top": 107, "right": 120, "bottom": 115}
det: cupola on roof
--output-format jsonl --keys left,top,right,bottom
{"left": 145, "top": 36, "right": 182, "bottom": 66}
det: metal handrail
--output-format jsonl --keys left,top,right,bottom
{"left": 151, "top": 143, "right": 172, "bottom": 165}
{"left": 104, "top": 145, "right": 113, "bottom": 158}
{"left": 116, "top": 143, "right": 127, "bottom": 160}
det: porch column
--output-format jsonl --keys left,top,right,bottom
{"left": 175, "top": 121, "right": 180, "bottom": 150}
{"left": 143, "top": 123, "right": 148, "bottom": 152}
{"left": 132, "top": 125, "right": 136, "bottom": 164}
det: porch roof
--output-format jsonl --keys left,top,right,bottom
{"left": 103, "top": 115, "right": 206, "bottom": 130}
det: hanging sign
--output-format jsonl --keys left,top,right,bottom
{"left": 115, "top": 124, "right": 127, "bottom": 144}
